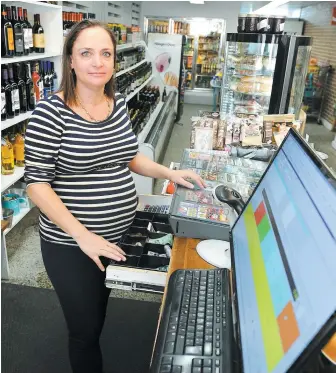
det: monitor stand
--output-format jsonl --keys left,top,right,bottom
{"left": 196, "top": 239, "right": 231, "bottom": 269}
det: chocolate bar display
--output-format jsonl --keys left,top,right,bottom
{"left": 169, "top": 148, "right": 268, "bottom": 240}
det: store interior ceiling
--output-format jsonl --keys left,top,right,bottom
{"left": 240, "top": 1, "right": 320, "bottom": 16}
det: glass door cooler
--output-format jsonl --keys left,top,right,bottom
{"left": 195, "top": 33, "right": 222, "bottom": 89}
{"left": 220, "top": 34, "right": 312, "bottom": 118}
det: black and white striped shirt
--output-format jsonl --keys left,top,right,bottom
{"left": 24, "top": 93, "right": 139, "bottom": 246}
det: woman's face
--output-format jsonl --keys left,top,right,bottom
{"left": 71, "top": 27, "right": 115, "bottom": 89}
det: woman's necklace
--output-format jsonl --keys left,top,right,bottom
{"left": 76, "top": 94, "right": 111, "bottom": 122}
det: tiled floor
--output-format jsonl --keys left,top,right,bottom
{"left": 4, "top": 104, "right": 336, "bottom": 303}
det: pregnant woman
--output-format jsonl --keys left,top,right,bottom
{"left": 24, "top": 20, "right": 204, "bottom": 373}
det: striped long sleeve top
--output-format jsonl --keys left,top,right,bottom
{"left": 24, "top": 93, "right": 139, "bottom": 246}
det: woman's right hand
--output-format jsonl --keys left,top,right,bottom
{"left": 75, "top": 231, "right": 126, "bottom": 271}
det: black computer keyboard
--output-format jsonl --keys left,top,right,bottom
{"left": 151, "top": 269, "right": 233, "bottom": 373}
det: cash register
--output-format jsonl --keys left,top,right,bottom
{"left": 151, "top": 129, "right": 336, "bottom": 373}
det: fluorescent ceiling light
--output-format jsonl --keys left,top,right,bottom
{"left": 253, "top": 0, "right": 289, "bottom": 14}
{"left": 190, "top": 0, "right": 204, "bottom": 4}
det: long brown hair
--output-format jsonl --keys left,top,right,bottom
{"left": 58, "top": 20, "right": 117, "bottom": 106}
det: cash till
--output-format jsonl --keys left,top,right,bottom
{"left": 105, "top": 195, "right": 173, "bottom": 294}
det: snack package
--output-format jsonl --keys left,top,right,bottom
{"left": 216, "top": 119, "right": 226, "bottom": 149}
{"left": 225, "top": 118, "right": 233, "bottom": 145}
{"left": 194, "top": 127, "right": 214, "bottom": 151}
{"left": 241, "top": 114, "right": 263, "bottom": 146}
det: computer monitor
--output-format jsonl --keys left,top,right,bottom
{"left": 231, "top": 130, "right": 336, "bottom": 373}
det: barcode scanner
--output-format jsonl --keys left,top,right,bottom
{"left": 212, "top": 184, "right": 245, "bottom": 215}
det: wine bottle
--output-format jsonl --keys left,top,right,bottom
{"left": 162, "top": 86, "right": 167, "bottom": 102}
{"left": 13, "top": 63, "right": 27, "bottom": 113}
{"left": 38, "top": 60, "right": 44, "bottom": 99}
{"left": 33, "top": 14, "right": 44, "bottom": 53}
{"left": 18, "top": 7, "right": 29, "bottom": 55}
{"left": 8, "top": 64, "right": 20, "bottom": 115}
{"left": 11, "top": 6, "right": 24, "bottom": 56}
{"left": 25, "top": 62, "right": 35, "bottom": 110}
{"left": 2, "top": 66, "right": 14, "bottom": 118}
{"left": 1, "top": 79, "right": 6, "bottom": 121}
{"left": 43, "top": 60, "right": 50, "bottom": 97}
{"left": 32, "top": 61, "right": 41, "bottom": 103}
{"left": 50, "top": 61, "right": 58, "bottom": 92}
{"left": 1, "top": 5, "right": 14, "bottom": 58}
{"left": 23, "top": 9, "right": 33, "bottom": 53}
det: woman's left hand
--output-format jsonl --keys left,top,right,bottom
{"left": 169, "top": 169, "right": 207, "bottom": 190}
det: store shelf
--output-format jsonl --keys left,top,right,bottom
{"left": 4, "top": 206, "right": 32, "bottom": 236}
{"left": 126, "top": 75, "right": 154, "bottom": 102}
{"left": 1, "top": 112, "right": 32, "bottom": 131}
{"left": 1, "top": 168, "right": 25, "bottom": 193}
{"left": 14, "top": 0, "right": 62, "bottom": 9}
{"left": 196, "top": 73, "right": 215, "bottom": 77}
{"left": 116, "top": 41, "right": 145, "bottom": 52}
{"left": 137, "top": 101, "right": 164, "bottom": 144}
{"left": 1, "top": 51, "right": 61, "bottom": 65}
{"left": 230, "top": 89, "right": 271, "bottom": 97}
{"left": 116, "top": 59, "right": 148, "bottom": 78}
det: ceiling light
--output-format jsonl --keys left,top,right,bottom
{"left": 190, "top": 0, "right": 204, "bottom": 4}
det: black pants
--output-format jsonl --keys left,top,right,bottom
{"left": 41, "top": 238, "right": 111, "bottom": 373}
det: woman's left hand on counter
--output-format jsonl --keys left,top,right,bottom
{"left": 169, "top": 169, "right": 207, "bottom": 190}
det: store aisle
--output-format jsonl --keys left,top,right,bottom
{"left": 153, "top": 103, "right": 212, "bottom": 195}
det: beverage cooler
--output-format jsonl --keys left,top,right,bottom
{"left": 220, "top": 33, "right": 312, "bottom": 119}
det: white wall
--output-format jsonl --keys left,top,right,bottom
{"left": 140, "top": 1, "right": 242, "bottom": 34}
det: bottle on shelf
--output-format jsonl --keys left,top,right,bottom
{"left": 14, "top": 124, "right": 25, "bottom": 167}
{"left": 1, "top": 4, "right": 15, "bottom": 58}
{"left": 2, "top": 66, "right": 14, "bottom": 119}
{"left": 23, "top": 8, "right": 33, "bottom": 53}
{"left": 63, "top": 11, "right": 69, "bottom": 41}
{"left": 8, "top": 64, "right": 20, "bottom": 116}
{"left": 33, "top": 14, "right": 44, "bottom": 53}
{"left": 18, "top": 7, "right": 29, "bottom": 55}
{"left": 1, "top": 137, "right": 15, "bottom": 175}
{"left": 24, "top": 62, "right": 35, "bottom": 110}
{"left": 50, "top": 61, "right": 58, "bottom": 92}
{"left": 43, "top": 60, "right": 51, "bottom": 97}
{"left": 11, "top": 6, "right": 24, "bottom": 57}
{"left": 1, "top": 79, "right": 6, "bottom": 121}
{"left": 13, "top": 63, "right": 27, "bottom": 113}
{"left": 162, "top": 86, "right": 167, "bottom": 102}
{"left": 32, "top": 61, "right": 41, "bottom": 103}
{"left": 38, "top": 60, "right": 44, "bottom": 99}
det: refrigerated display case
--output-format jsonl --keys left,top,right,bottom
{"left": 194, "top": 33, "right": 222, "bottom": 90}
{"left": 220, "top": 33, "right": 312, "bottom": 119}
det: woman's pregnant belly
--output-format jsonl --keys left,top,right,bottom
{"left": 39, "top": 166, "right": 138, "bottom": 245}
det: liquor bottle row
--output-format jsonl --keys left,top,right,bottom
{"left": 1, "top": 122, "right": 26, "bottom": 175}
{"left": 116, "top": 62, "right": 152, "bottom": 96}
{"left": 148, "top": 21, "right": 169, "bottom": 34}
{"left": 107, "top": 23, "right": 128, "bottom": 45}
{"left": 1, "top": 60, "right": 58, "bottom": 121}
{"left": 173, "top": 21, "right": 190, "bottom": 35}
{"left": 63, "top": 11, "right": 96, "bottom": 40}
{"left": 1, "top": 4, "right": 44, "bottom": 57}
{"left": 116, "top": 47, "right": 146, "bottom": 73}
{"left": 128, "top": 86, "right": 160, "bottom": 135}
